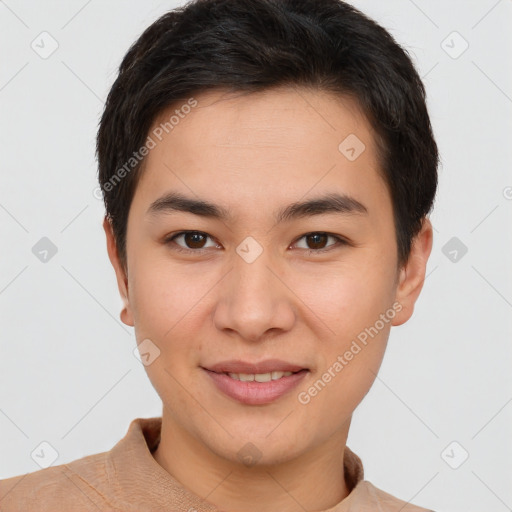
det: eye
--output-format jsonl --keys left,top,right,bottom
{"left": 165, "top": 231, "right": 219, "bottom": 252}
{"left": 292, "top": 232, "right": 347, "bottom": 254}
{"left": 164, "top": 230, "right": 348, "bottom": 255}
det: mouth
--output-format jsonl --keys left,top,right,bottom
{"left": 201, "top": 359, "right": 309, "bottom": 405}
{"left": 215, "top": 369, "right": 302, "bottom": 382}
{"left": 203, "top": 358, "right": 308, "bottom": 375}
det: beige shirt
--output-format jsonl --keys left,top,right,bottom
{"left": 0, "top": 417, "right": 433, "bottom": 511}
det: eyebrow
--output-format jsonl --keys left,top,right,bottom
{"left": 146, "top": 191, "right": 368, "bottom": 223}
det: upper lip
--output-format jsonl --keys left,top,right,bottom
{"left": 203, "top": 359, "right": 307, "bottom": 374}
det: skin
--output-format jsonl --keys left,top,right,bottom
{"left": 104, "top": 86, "right": 433, "bottom": 512}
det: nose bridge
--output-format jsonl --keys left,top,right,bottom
{"left": 234, "top": 247, "right": 274, "bottom": 302}
{"left": 214, "top": 243, "right": 295, "bottom": 340}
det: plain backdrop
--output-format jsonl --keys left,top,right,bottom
{"left": 1, "top": 1, "right": 511, "bottom": 511}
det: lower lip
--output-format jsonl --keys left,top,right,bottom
{"left": 203, "top": 368, "right": 309, "bottom": 405}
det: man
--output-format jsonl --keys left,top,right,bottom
{"left": 0, "top": 0, "right": 438, "bottom": 510}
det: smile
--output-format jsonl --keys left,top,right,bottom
{"left": 202, "top": 367, "right": 309, "bottom": 405}
{"left": 224, "top": 371, "right": 294, "bottom": 382}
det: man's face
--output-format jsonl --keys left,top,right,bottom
{"left": 107, "top": 87, "right": 417, "bottom": 465}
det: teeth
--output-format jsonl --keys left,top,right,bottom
{"left": 226, "top": 371, "right": 294, "bottom": 381}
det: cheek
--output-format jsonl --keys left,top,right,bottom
{"left": 292, "top": 258, "right": 395, "bottom": 401}
{"left": 294, "top": 269, "right": 392, "bottom": 423}
{"left": 294, "top": 257, "right": 397, "bottom": 337}
{"left": 128, "top": 261, "right": 203, "bottom": 412}
{"left": 129, "top": 258, "right": 213, "bottom": 339}
{"left": 128, "top": 258, "right": 219, "bottom": 403}
{"left": 300, "top": 338, "right": 387, "bottom": 428}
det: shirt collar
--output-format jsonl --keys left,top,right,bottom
{"left": 105, "top": 416, "right": 368, "bottom": 511}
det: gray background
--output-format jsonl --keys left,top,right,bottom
{"left": 1, "top": 1, "right": 511, "bottom": 511}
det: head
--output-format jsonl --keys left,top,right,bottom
{"left": 98, "top": 0, "right": 437, "bottom": 466}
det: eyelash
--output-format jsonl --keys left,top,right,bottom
{"left": 164, "top": 231, "right": 349, "bottom": 255}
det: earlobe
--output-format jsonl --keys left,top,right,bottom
{"left": 103, "top": 216, "right": 135, "bottom": 327}
{"left": 392, "top": 218, "right": 433, "bottom": 326}
{"left": 120, "top": 306, "right": 133, "bottom": 326}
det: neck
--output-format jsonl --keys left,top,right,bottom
{"left": 152, "top": 408, "right": 351, "bottom": 512}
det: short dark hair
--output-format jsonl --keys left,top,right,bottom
{"left": 97, "top": 0, "right": 438, "bottom": 270}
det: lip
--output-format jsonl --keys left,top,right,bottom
{"left": 201, "top": 360, "right": 309, "bottom": 405}
{"left": 204, "top": 359, "right": 307, "bottom": 374}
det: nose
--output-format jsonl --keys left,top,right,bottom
{"left": 213, "top": 249, "right": 296, "bottom": 342}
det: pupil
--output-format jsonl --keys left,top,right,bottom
{"left": 186, "top": 232, "right": 205, "bottom": 248}
{"left": 308, "top": 233, "right": 327, "bottom": 249}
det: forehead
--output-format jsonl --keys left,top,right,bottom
{"left": 133, "top": 86, "right": 389, "bottom": 219}
{"left": 150, "top": 86, "right": 376, "bottom": 158}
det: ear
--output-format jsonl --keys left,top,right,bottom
{"left": 391, "top": 218, "right": 433, "bottom": 326}
{"left": 103, "top": 216, "right": 134, "bottom": 327}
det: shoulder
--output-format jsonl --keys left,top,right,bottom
{"left": 352, "top": 480, "right": 436, "bottom": 511}
{"left": 0, "top": 450, "right": 117, "bottom": 512}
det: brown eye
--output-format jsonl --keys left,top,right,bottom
{"left": 168, "top": 231, "right": 218, "bottom": 251}
{"left": 305, "top": 233, "right": 329, "bottom": 249}
{"left": 293, "top": 232, "right": 346, "bottom": 253}
{"left": 183, "top": 232, "right": 207, "bottom": 248}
